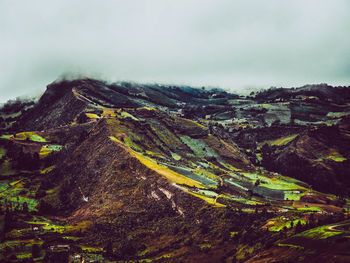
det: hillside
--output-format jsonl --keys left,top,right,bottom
{"left": 0, "top": 79, "right": 349, "bottom": 262}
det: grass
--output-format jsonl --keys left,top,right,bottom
{"left": 0, "top": 147, "right": 6, "bottom": 159}
{"left": 256, "top": 153, "right": 262, "bottom": 161}
{"left": 268, "top": 218, "right": 306, "bottom": 232}
{"left": 122, "top": 136, "right": 144, "bottom": 152}
{"left": 0, "top": 239, "right": 43, "bottom": 249}
{"left": 171, "top": 152, "right": 182, "bottom": 161}
{"left": 0, "top": 179, "right": 38, "bottom": 211}
{"left": 26, "top": 220, "right": 92, "bottom": 234}
{"left": 109, "top": 136, "right": 203, "bottom": 188}
{"left": 229, "top": 197, "right": 260, "bottom": 206}
{"left": 0, "top": 238, "right": 45, "bottom": 262}
{"left": 240, "top": 172, "right": 305, "bottom": 194}
{"left": 315, "top": 151, "right": 347, "bottom": 163}
{"left": 45, "top": 185, "right": 61, "bottom": 194}
{"left": 225, "top": 179, "right": 248, "bottom": 191}
{"left": 197, "top": 189, "right": 218, "bottom": 198}
{"left": 295, "top": 206, "right": 322, "bottom": 212}
{"left": 0, "top": 135, "right": 13, "bottom": 139}
{"left": 192, "top": 167, "right": 218, "bottom": 183}
{"left": 63, "top": 236, "right": 80, "bottom": 241}
{"left": 296, "top": 224, "right": 343, "bottom": 239}
{"left": 180, "top": 136, "right": 218, "bottom": 159}
{"left": 0, "top": 159, "right": 15, "bottom": 176}
{"left": 136, "top": 106, "right": 156, "bottom": 111}
{"left": 102, "top": 108, "right": 117, "bottom": 117}
{"left": 39, "top": 144, "right": 63, "bottom": 158}
{"left": 174, "top": 115, "right": 206, "bottom": 129}
{"left": 327, "top": 152, "right": 347, "bottom": 162}
{"left": 0, "top": 195, "right": 38, "bottom": 212}
{"left": 327, "top": 112, "right": 348, "bottom": 118}
{"left": 41, "top": 165, "right": 55, "bottom": 174}
{"left": 150, "top": 125, "right": 184, "bottom": 151}
{"left": 107, "top": 119, "right": 145, "bottom": 152}
{"left": 278, "top": 243, "right": 304, "bottom": 249}
{"left": 189, "top": 192, "right": 224, "bottom": 207}
{"left": 14, "top": 132, "right": 48, "bottom": 142}
{"left": 79, "top": 245, "right": 103, "bottom": 253}
{"left": 219, "top": 162, "right": 241, "bottom": 172}
{"left": 284, "top": 191, "right": 303, "bottom": 201}
{"left": 86, "top": 113, "right": 100, "bottom": 119}
{"left": 108, "top": 135, "right": 232, "bottom": 206}
{"left": 167, "top": 165, "right": 218, "bottom": 187}
{"left": 121, "top": 111, "right": 139, "bottom": 121}
{"left": 15, "top": 252, "right": 33, "bottom": 259}
{"left": 260, "top": 134, "right": 298, "bottom": 147}
{"left": 135, "top": 153, "right": 204, "bottom": 188}
{"left": 46, "top": 144, "right": 63, "bottom": 151}
{"left": 39, "top": 147, "right": 51, "bottom": 158}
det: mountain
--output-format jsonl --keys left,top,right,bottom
{"left": 0, "top": 79, "right": 349, "bottom": 262}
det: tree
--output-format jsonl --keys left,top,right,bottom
{"left": 261, "top": 144, "right": 275, "bottom": 171}
{"left": 118, "top": 240, "right": 136, "bottom": 259}
{"left": 254, "top": 179, "right": 261, "bottom": 187}
{"left": 22, "top": 202, "right": 29, "bottom": 213}
{"left": 3, "top": 207, "right": 12, "bottom": 237}
{"left": 295, "top": 221, "right": 302, "bottom": 233}
{"left": 105, "top": 240, "right": 113, "bottom": 256}
{"left": 32, "top": 244, "right": 41, "bottom": 258}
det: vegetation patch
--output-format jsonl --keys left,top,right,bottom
{"left": 14, "top": 132, "right": 48, "bottom": 142}
{"left": 296, "top": 224, "right": 343, "bottom": 239}
{"left": 327, "top": 152, "right": 347, "bottom": 162}
{"left": 180, "top": 136, "right": 218, "bottom": 159}
{"left": 0, "top": 159, "right": 15, "bottom": 176}
{"left": 121, "top": 111, "right": 139, "bottom": 121}
{"left": 0, "top": 147, "right": 6, "bottom": 159}
{"left": 109, "top": 136, "right": 204, "bottom": 188}
{"left": 278, "top": 243, "right": 304, "bottom": 249}
{"left": 0, "top": 134, "right": 14, "bottom": 139}
{"left": 85, "top": 113, "right": 100, "bottom": 119}
{"left": 41, "top": 165, "right": 55, "bottom": 174}
{"left": 268, "top": 218, "right": 306, "bottom": 232}
{"left": 260, "top": 134, "right": 298, "bottom": 147}
{"left": 39, "top": 144, "right": 63, "bottom": 158}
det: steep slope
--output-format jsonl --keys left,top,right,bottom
{"left": 38, "top": 118, "right": 209, "bottom": 218}
{"left": 262, "top": 121, "right": 350, "bottom": 196}
{"left": 12, "top": 80, "right": 89, "bottom": 131}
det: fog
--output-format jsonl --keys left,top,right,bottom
{"left": 1, "top": 0, "right": 349, "bottom": 102}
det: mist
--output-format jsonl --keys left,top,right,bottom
{"left": 1, "top": 0, "right": 350, "bottom": 102}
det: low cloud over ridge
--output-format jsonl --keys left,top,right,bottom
{"left": 1, "top": 0, "right": 349, "bottom": 102}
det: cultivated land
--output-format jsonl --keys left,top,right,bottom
{"left": 0, "top": 79, "right": 350, "bottom": 262}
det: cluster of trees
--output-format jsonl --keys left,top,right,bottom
{"left": 85, "top": 205, "right": 282, "bottom": 261}
{"left": 259, "top": 141, "right": 350, "bottom": 197}
{"left": 3, "top": 143, "right": 42, "bottom": 171}
{"left": 0, "top": 200, "right": 29, "bottom": 242}
{"left": 0, "top": 99, "right": 35, "bottom": 115}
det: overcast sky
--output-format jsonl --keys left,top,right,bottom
{"left": 1, "top": 0, "right": 350, "bottom": 102}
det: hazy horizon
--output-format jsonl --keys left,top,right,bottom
{"left": 1, "top": 0, "right": 349, "bottom": 102}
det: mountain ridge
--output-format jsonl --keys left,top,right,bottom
{"left": 0, "top": 78, "right": 350, "bottom": 262}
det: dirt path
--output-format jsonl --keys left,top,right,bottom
{"left": 326, "top": 221, "right": 350, "bottom": 232}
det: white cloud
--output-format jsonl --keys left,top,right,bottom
{"left": 0, "top": 0, "right": 349, "bottom": 102}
